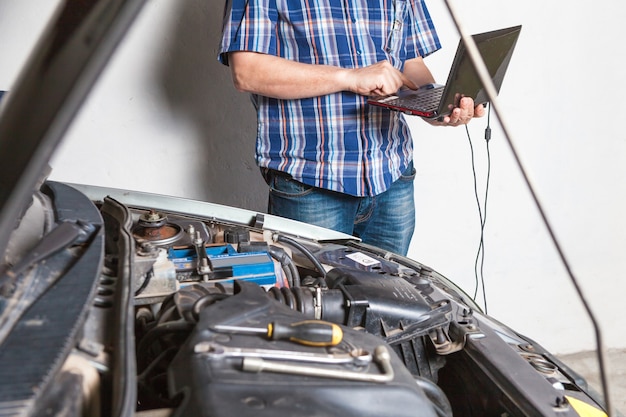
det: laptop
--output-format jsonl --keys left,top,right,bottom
{"left": 367, "top": 25, "right": 522, "bottom": 119}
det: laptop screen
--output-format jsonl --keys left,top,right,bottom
{"left": 439, "top": 25, "right": 522, "bottom": 114}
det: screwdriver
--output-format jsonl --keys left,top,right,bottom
{"left": 213, "top": 320, "right": 343, "bottom": 347}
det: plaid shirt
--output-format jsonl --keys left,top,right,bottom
{"left": 219, "top": 0, "right": 440, "bottom": 196}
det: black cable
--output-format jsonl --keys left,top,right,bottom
{"left": 191, "top": 293, "right": 230, "bottom": 322}
{"left": 274, "top": 234, "right": 326, "bottom": 279}
{"left": 134, "top": 267, "right": 153, "bottom": 296}
{"left": 137, "top": 346, "right": 178, "bottom": 382}
{"left": 269, "top": 245, "right": 301, "bottom": 287}
{"left": 479, "top": 139, "right": 491, "bottom": 313}
{"left": 466, "top": 125, "right": 481, "bottom": 298}
{"left": 466, "top": 104, "right": 492, "bottom": 313}
{"left": 136, "top": 321, "right": 195, "bottom": 370}
{"left": 480, "top": 107, "right": 492, "bottom": 313}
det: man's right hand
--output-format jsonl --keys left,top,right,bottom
{"left": 348, "top": 60, "right": 417, "bottom": 97}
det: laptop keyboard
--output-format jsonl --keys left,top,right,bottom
{"left": 388, "top": 87, "right": 443, "bottom": 111}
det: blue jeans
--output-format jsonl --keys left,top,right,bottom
{"left": 263, "top": 163, "right": 416, "bottom": 255}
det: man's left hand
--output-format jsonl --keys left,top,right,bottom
{"left": 425, "top": 96, "right": 485, "bottom": 127}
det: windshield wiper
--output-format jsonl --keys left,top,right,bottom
{"left": 2, "top": 220, "right": 96, "bottom": 283}
{"left": 0, "top": 220, "right": 98, "bottom": 342}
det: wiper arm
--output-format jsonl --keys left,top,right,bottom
{"left": 0, "top": 220, "right": 98, "bottom": 343}
{"left": 1, "top": 220, "right": 96, "bottom": 289}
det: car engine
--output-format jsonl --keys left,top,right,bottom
{"left": 0, "top": 182, "right": 606, "bottom": 417}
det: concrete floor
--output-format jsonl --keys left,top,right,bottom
{"left": 557, "top": 349, "right": 625, "bottom": 415}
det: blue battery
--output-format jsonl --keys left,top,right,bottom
{"left": 168, "top": 244, "right": 277, "bottom": 286}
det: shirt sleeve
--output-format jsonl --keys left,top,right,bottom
{"left": 218, "top": 0, "right": 278, "bottom": 66}
{"left": 405, "top": 0, "right": 441, "bottom": 59}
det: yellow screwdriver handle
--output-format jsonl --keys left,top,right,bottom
{"left": 267, "top": 320, "right": 343, "bottom": 347}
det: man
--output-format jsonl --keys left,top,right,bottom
{"left": 219, "top": 0, "right": 484, "bottom": 255}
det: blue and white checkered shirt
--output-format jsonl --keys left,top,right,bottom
{"left": 219, "top": 0, "right": 440, "bottom": 196}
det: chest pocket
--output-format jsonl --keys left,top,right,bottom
{"left": 385, "top": 0, "right": 408, "bottom": 66}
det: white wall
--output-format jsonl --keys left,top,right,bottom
{"left": 1, "top": 0, "right": 625, "bottom": 355}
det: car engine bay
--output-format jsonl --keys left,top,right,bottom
{"left": 0, "top": 181, "right": 607, "bottom": 417}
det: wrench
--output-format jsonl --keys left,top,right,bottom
{"left": 193, "top": 341, "right": 372, "bottom": 365}
{"left": 242, "top": 345, "right": 395, "bottom": 383}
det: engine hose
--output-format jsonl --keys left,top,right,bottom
{"left": 267, "top": 286, "right": 311, "bottom": 315}
{"left": 266, "top": 286, "right": 347, "bottom": 324}
{"left": 286, "top": 258, "right": 300, "bottom": 287}
{"left": 280, "top": 263, "right": 294, "bottom": 288}
{"left": 273, "top": 234, "right": 326, "bottom": 279}
{"left": 191, "top": 293, "right": 230, "bottom": 322}
{"left": 269, "top": 245, "right": 301, "bottom": 287}
{"left": 136, "top": 321, "right": 194, "bottom": 371}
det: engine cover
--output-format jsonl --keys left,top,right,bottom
{"left": 167, "top": 281, "right": 439, "bottom": 417}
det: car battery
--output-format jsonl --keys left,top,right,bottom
{"left": 168, "top": 244, "right": 278, "bottom": 287}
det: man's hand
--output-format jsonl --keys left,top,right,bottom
{"left": 425, "top": 96, "right": 485, "bottom": 127}
{"left": 348, "top": 61, "right": 417, "bottom": 96}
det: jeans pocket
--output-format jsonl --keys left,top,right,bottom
{"left": 399, "top": 161, "right": 416, "bottom": 182}
{"left": 266, "top": 169, "right": 315, "bottom": 198}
